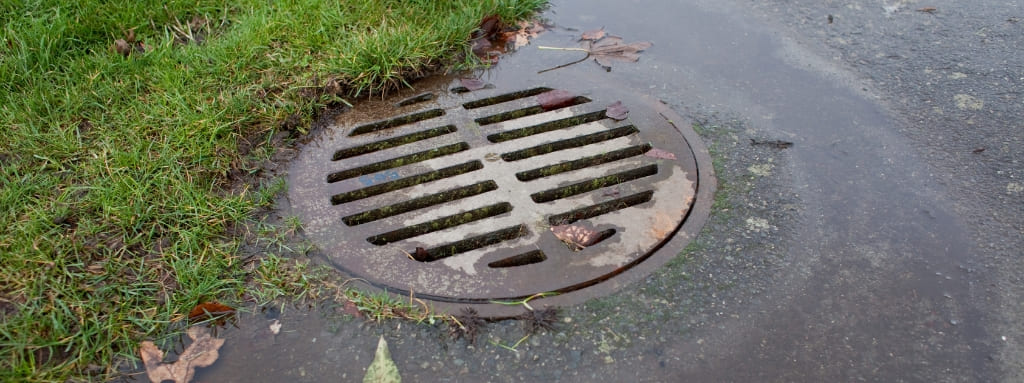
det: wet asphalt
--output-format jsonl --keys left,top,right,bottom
{"left": 193, "top": 0, "right": 1023, "bottom": 382}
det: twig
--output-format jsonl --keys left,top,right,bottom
{"left": 538, "top": 54, "right": 591, "bottom": 74}
{"left": 537, "top": 44, "right": 593, "bottom": 74}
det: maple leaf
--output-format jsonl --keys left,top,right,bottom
{"left": 140, "top": 326, "right": 225, "bottom": 383}
{"left": 538, "top": 32, "right": 652, "bottom": 73}
{"left": 589, "top": 37, "right": 652, "bottom": 71}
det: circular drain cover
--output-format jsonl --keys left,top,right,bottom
{"left": 289, "top": 82, "right": 712, "bottom": 312}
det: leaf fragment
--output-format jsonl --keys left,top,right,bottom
{"left": 550, "top": 225, "right": 604, "bottom": 251}
{"left": 645, "top": 148, "right": 677, "bottom": 160}
{"left": 459, "top": 78, "right": 487, "bottom": 91}
{"left": 412, "top": 247, "right": 430, "bottom": 261}
{"left": 581, "top": 27, "right": 606, "bottom": 41}
{"left": 537, "top": 90, "right": 577, "bottom": 110}
{"left": 364, "top": 336, "right": 401, "bottom": 383}
{"left": 140, "top": 326, "right": 225, "bottom": 383}
{"left": 605, "top": 101, "right": 629, "bottom": 120}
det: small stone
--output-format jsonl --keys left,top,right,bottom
{"left": 949, "top": 319, "right": 959, "bottom": 326}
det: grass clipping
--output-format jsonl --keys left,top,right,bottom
{"left": 364, "top": 336, "right": 401, "bottom": 383}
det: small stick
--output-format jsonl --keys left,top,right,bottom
{"left": 537, "top": 43, "right": 594, "bottom": 74}
{"left": 538, "top": 54, "right": 590, "bottom": 73}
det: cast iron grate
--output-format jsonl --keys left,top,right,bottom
{"left": 288, "top": 83, "right": 707, "bottom": 309}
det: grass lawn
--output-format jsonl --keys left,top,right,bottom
{"left": 0, "top": 0, "right": 544, "bottom": 380}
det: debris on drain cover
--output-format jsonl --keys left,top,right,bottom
{"left": 288, "top": 82, "right": 712, "bottom": 313}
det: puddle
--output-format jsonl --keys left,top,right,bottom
{"left": 191, "top": 0, "right": 996, "bottom": 381}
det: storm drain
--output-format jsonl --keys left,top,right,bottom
{"left": 288, "top": 82, "right": 713, "bottom": 312}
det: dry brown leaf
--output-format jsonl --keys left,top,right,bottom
{"left": 510, "top": 20, "right": 547, "bottom": 49}
{"left": 537, "top": 89, "right": 577, "bottom": 110}
{"left": 412, "top": 247, "right": 430, "bottom": 262}
{"left": 605, "top": 101, "right": 629, "bottom": 120}
{"left": 140, "top": 326, "right": 225, "bottom": 383}
{"left": 551, "top": 225, "right": 603, "bottom": 251}
{"left": 581, "top": 27, "right": 606, "bottom": 41}
{"left": 590, "top": 37, "right": 652, "bottom": 71}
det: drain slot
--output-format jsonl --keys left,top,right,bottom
{"left": 475, "top": 97, "right": 590, "bottom": 126}
{"left": 517, "top": 144, "right": 652, "bottom": 182}
{"left": 488, "top": 250, "right": 547, "bottom": 268}
{"left": 332, "top": 125, "right": 457, "bottom": 161}
{"left": 548, "top": 190, "right": 655, "bottom": 225}
{"left": 367, "top": 202, "right": 512, "bottom": 245}
{"left": 349, "top": 109, "right": 445, "bottom": 136}
{"left": 531, "top": 164, "right": 658, "bottom": 203}
{"left": 330, "top": 160, "right": 483, "bottom": 205}
{"left": 342, "top": 181, "right": 498, "bottom": 226}
{"left": 327, "top": 142, "right": 469, "bottom": 183}
{"left": 502, "top": 125, "right": 639, "bottom": 162}
{"left": 412, "top": 224, "right": 528, "bottom": 262}
{"left": 487, "top": 110, "right": 606, "bottom": 143}
{"left": 462, "top": 87, "right": 552, "bottom": 109}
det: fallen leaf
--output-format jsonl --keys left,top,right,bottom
{"left": 917, "top": 7, "right": 937, "bottom": 13}
{"left": 972, "top": 147, "right": 986, "bottom": 153}
{"left": 537, "top": 34, "right": 652, "bottom": 73}
{"left": 413, "top": 247, "right": 430, "bottom": 262}
{"left": 537, "top": 89, "right": 577, "bottom": 110}
{"left": 188, "top": 301, "right": 235, "bottom": 321}
{"left": 269, "top": 320, "right": 281, "bottom": 335}
{"left": 589, "top": 37, "right": 652, "bottom": 71}
{"left": 342, "top": 299, "right": 363, "bottom": 318}
{"left": 550, "top": 225, "right": 604, "bottom": 251}
{"left": 473, "top": 15, "right": 503, "bottom": 40}
{"left": 581, "top": 27, "right": 605, "bottom": 41}
{"left": 140, "top": 326, "right": 225, "bottom": 383}
{"left": 459, "top": 78, "right": 487, "bottom": 91}
{"left": 507, "top": 20, "right": 547, "bottom": 49}
{"left": 113, "top": 39, "right": 132, "bottom": 57}
{"left": 645, "top": 147, "right": 677, "bottom": 160}
{"left": 605, "top": 101, "right": 629, "bottom": 120}
{"left": 364, "top": 336, "right": 401, "bottom": 383}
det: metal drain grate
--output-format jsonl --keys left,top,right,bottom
{"left": 288, "top": 83, "right": 709, "bottom": 310}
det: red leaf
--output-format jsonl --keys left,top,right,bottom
{"left": 188, "top": 302, "right": 235, "bottom": 321}
{"left": 606, "top": 101, "right": 629, "bottom": 120}
{"left": 537, "top": 90, "right": 577, "bottom": 111}
{"left": 645, "top": 147, "right": 677, "bottom": 160}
